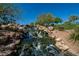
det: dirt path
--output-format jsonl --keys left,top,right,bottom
{"left": 52, "top": 30, "right": 79, "bottom": 56}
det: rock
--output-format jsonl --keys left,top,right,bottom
{"left": 55, "top": 38, "right": 62, "bottom": 42}
{"left": 1, "top": 25, "right": 6, "bottom": 28}
{"left": 55, "top": 41, "right": 69, "bottom": 51}
{"left": 0, "top": 25, "right": 21, "bottom": 55}
{"left": 55, "top": 38, "right": 69, "bottom": 51}
{"left": 1, "top": 25, "right": 6, "bottom": 30}
{"left": 18, "top": 26, "right": 24, "bottom": 30}
{"left": 51, "top": 35, "right": 55, "bottom": 39}
{"left": 7, "top": 23, "right": 12, "bottom": 26}
{"left": 55, "top": 42, "right": 64, "bottom": 51}
{"left": 0, "top": 50, "right": 12, "bottom": 56}
{"left": 5, "top": 43, "right": 15, "bottom": 49}
{"left": 5, "top": 39, "right": 20, "bottom": 50}
{"left": 48, "top": 34, "right": 55, "bottom": 39}
{"left": 62, "top": 45, "right": 69, "bottom": 51}
{"left": 48, "top": 26, "right": 54, "bottom": 31}
{"left": 61, "top": 40, "right": 64, "bottom": 44}
{"left": 0, "top": 33, "right": 5, "bottom": 36}
{"left": 43, "top": 29, "right": 48, "bottom": 32}
{"left": 36, "top": 25, "right": 48, "bottom": 31}
{"left": 7, "top": 24, "right": 19, "bottom": 31}
{"left": 0, "top": 36, "right": 8, "bottom": 44}
{"left": 15, "top": 40, "right": 20, "bottom": 45}
{"left": 11, "top": 26, "right": 16, "bottom": 30}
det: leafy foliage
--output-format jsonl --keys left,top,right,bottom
{"left": 70, "top": 26, "right": 79, "bottom": 41}
{"left": 15, "top": 26, "right": 61, "bottom": 56}
{"left": 53, "top": 17, "right": 62, "bottom": 24}
{"left": 36, "top": 13, "right": 54, "bottom": 25}
{"left": 36, "top": 13, "right": 62, "bottom": 26}
{"left": 69, "top": 15, "right": 79, "bottom": 23}
{"left": 0, "top": 4, "right": 19, "bottom": 24}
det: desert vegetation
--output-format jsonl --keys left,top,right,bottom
{"left": 0, "top": 4, "right": 79, "bottom": 56}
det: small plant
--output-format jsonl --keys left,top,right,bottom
{"left": 70, "top": 26, "right": 79, "bottom": 41}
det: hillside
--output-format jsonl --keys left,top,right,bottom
{"left": 0, "top": 24, "right": 79, "bottom": 56}
{"left": 36, "top": 25, "right": 79, "bottom": 56}
{"left": 53, "top": 30, "right": 79, "bottom": 55}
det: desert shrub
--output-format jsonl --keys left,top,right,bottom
{"left": 14, "top": 26, "right": 61, "bottom": 56}
{"left": 70, "top": 32, "right": 79, "bottom": 41}
{"left": 70, "top": 26, "right": 79, "bottom": 41}
{"left": 58, "top": 26, "right": 64, "bottom": 31}
{"left": 0, "top": 4, "right": 20, "bottom": 25}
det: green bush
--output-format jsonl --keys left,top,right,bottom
{"left": 14, "top": 26, "right": 61, "bottom": 56}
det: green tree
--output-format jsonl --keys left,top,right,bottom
{"left": 0, "top": 4, "right": 19, "bottom": 24}
{"left": 53, "top": 17, "right": 62, "bottom": 24}
{"left": 36, "top": 13, "right": 54, "bottom": 25}
{"left": 36, "top": 13, "right": 63, "bottom": 26}
{"left": 69, "top": 15, "right": 79, "bottom": 23}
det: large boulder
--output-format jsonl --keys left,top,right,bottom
{"left": 0, "top": 28, "right": 21, "bottom": 55}
{"left": 55, "top": 38, "right": 69, "bottom": 51}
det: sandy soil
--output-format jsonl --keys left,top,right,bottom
{"left": 52, "top": 30, "right": 79, "bottom": 55}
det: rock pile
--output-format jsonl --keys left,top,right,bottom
{"left": 36, "top": 25, "right": 69, "bottom": 52}
{"left": 36, "top": 25, "right": 48, "bottom": 31}
{"left": 0, "top": 23, "right": 24, "bottom": 56}
{"left": 55, "top": 38, "right": 69, "bottom": 52}
{"left": 36, "top": 25, "right": 54, "bottom": 33}
{"left": 0, "top": 24, "right": 69, "bottom": 56}
{"left": 0, "top": 24, "right": 25, "bottom": 32}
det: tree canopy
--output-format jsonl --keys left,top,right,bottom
{"left": 53, "top": 17, "right": 62, "bottom": 24}
{"left": 36, "top": 13, "right": 54, "bottom": 25}
{"left": 69, "top": 15, "right": 79, "bottom": 23}
{"left": 36, "top": 13, "right": 62, "bottom": 26}
{"left": 0, "top": 4, "right": 19, "bottom": 24}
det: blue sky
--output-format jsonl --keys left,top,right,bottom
{"left": 14, "top": 3, "right": 79, "bottom": 25}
